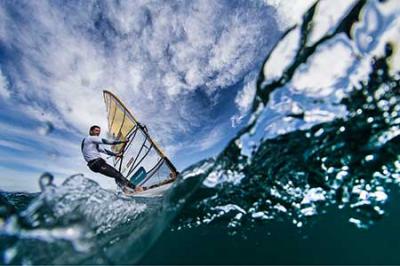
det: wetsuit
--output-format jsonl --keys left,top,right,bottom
{"left": 81, "top": 136, "right": 135, "bottom": 189}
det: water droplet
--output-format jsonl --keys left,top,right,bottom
{"left": 365, "top": 154, "right": 374, "bottom": 161}
{"left": 314, "top": 128, "right": 324, "bottom": 137}
{"left": 39, "top": 172, "right": 55, "bottom": 191}
{"left": 4, "top": 247, "right": 17, "bottom": 264}
{"left": 37, "top": 121, "right": 54, "bottom": 136}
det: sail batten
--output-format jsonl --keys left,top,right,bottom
{"left": 103, "top": 90, "right": 178, "bottom": 189}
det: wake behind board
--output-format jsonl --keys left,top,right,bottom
{"left": 103, "top": 90, "right": 178, "bottom": 197}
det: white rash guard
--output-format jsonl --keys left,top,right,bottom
{"left": 81, "top": 135, "right": 123, "bottom": 162}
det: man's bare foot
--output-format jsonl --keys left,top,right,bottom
{"left": 134, "top": 186, "right": 144, "bottom": 192}
{"left": 121, "top": 185, "right": 144, "bottom": 195}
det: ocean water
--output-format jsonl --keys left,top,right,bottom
{"left": 2, "top": 0, "right": 400, "bottom": 264}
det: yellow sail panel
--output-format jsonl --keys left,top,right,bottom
{"left": 104, "top": 91, "right": 137, "bottom": 153}
{"left": 106, "top": 99, "right": 117, "bottom": 131}
{"left": 103, "top": 90, "right": 178, "bottom": 189}
{"left": 120, "top": 114, "right": 135, "bottom": 138}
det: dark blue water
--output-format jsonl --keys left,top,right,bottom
{"left": 2, "top": 0, "right": 400, "bottom": 264}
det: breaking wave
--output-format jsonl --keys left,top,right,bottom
{"left": 1, "top": 0, "right": 400, "bottom": 264}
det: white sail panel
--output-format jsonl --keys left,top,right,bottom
{"left": 103, "top": 90, "right": 177, "bottom": 189}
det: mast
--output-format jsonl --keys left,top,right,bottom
{"left": 103, "top": 90, "right": 178, "bottom": 176}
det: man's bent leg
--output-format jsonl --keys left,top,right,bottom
{"left": 96, "top": 160, "right": 136, "bottom": 189}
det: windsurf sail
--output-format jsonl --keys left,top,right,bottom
{"left": 103, "top": 90, "right": 178, "bottom": 189}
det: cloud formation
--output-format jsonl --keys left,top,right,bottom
{"left": 0, "top": 1, "right": 279, "bottom": 152}
{"left": 0, "top": 1, "right": 283, "bottom": 191}
{"left": 265, "top": 0, "right": 318, "bottom": 29}
{"left": 0, "top": 68, "right": 10, "bottom": 99}
{"left": 232, "top": 73, "right": 257, "bottom": 127}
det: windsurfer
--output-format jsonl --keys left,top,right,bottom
{"left": 81, "top": 125, "right": 143, "bottom": 194}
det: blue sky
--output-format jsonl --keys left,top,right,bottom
{"left": 0, "top": 0, "right": 309, "bottom": 192}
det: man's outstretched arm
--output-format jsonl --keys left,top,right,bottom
{"left": 101, "top": 138, "right": 128, "bottom": 145}
{"left": 87, "top": 135, "right": 128, "bottom": 145}
{"left": 96, "top": 144, "right": 121, "bottom": 157}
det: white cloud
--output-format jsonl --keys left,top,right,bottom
{"left": 0, "top": 68, "right": 10, "bottom": 99}
{"left": 163, "top": 122, "right": 228, "bottom": 159}
{"left": 199, "top": 126, "right": 225, "bottom": 151}
{"left": 262, "top": 26, "right": 301, "bottom": 83}
{"left": 236, "top": 80, "right": 256, "bottom": 113}
{"left": 0, "top": 1, "right": 284, "bottom": 192}
{"left": 291, "top": 34, "right": 356, "bottom": 98}
{"left": 307, "top": 0, "right": 358, "bottom": 45}
{"left": 231, "top": 74, "right": 257, "bottom": 127}
{"left": 265, "top": 0, "right": 318, "bottom": 29}
{"left": 0, "top": 1, "right": 279, "bottom": 154}
{"left": 0, "top": 140, "right": 30, "bottom": 152}
{"left": 0, "top": 120, "right": 78, "bottom": 155}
